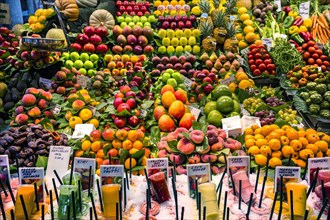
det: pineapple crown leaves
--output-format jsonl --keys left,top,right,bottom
{"left": 198, "top": 0, "right": 211, "bottom": 14}
{"left": 212, "top": 0, "right": 220, "bottom": 9}
{"left": 224, "top": 0, "right": 238, "bottom": 15}
{"left": 199, "top": 20, "right": 214, "bottom": 38}
{"left": 225, "top": 21, "right": 236, "bottom": 38}
{"left": 213, "top": 11, "right": 225, "bottom": 27}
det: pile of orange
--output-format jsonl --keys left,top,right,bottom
{"left": 76, "top": 128, "right": 150, "bottom": 176}
{"left": 245, "top": 124, "right": 330, "bottom": 169}
{"left": 27, "top": 8, "right": 55, "bottom": 33}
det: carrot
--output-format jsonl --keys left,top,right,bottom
{"left": 317, "top": 19, "right": 327, "bottom": 29}
{"left": 312, "top": 15, "right": 318, "bottom": 28}
{"left": 318, "top": 14, "right": 329, "bottom": 29}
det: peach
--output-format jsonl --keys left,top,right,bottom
{"left": 90, "top": 130, "right": 101, "bottom": 142}
{"left": 115, "top": 129, "right": 128, "bottom": 141}
{"left": 161, "top": 91, "right": 176, "bottom": 108}
{"left": 15, "top": 106, "right": 24, "bottom": 115}
{"left": 188, "top": 154, "right": 201, "bottom": 164}
{"left": 56, "top": 86, "right": 66, "bottom": 94}
{"left": 197, "top": 145, "right": 210, "bottom": 154}
{"left": 67, "top": 93, "right": 78, "bottom": 102}
{"left": 22, "top": 94, "right": 37, "bottom": 107}
{"left": 207, "top": 125, "right": 218, "bottom": 132}
{"left": 44, "top": 110, "right": 54, "bottom": 119}
{"left": 41, "top": 91, "right": 52, "bottom": 101}
{"left": 153, "top": 106, "right": 166, "bottom": 121}
{"left": 102, "top": 129, "right": 115, "bottom": 141}
{"left": 169, "top": 153, "right": 185, "bottom": 165}
{"left": 211, "top": 165, "right": 222, "bottom": 174}
{"left": 65, "top": 111, "right": 72, "bottom": 121}
{"left": 161, "top": 84, "right": 175, "bottom": 95}
{"left": 158, "top": 149, "right": 168, "bottom": 158}
{"left": 189, "top": 130, "right": 205, "bottom": 144}
{"left": 177, "top": 138, "right": 195, "bottom": 155}
{"left": 168, "top": 100, "right": 185, "bottom": 119}
{"left": 37, "top": 99, "right": 48, "bottom": 110}
{"left": 25, "top": 88, "right": 40, "bottom": 96}
{"left": 157, "top": 140, "right": 168, "bottom": 150}
{"left": 217, "top": 129, "right": 227, "bottom": 139}
{"left": 72, "top": 100, "right": 85, "bottom": 111}
{"left": 178, "top": 113, "right": 195, "bottom": 130}
{"left": 211, "top": 138, "right": 224, "bottom": 151}
{"left": 175, "top": 127, "right": 189, "bottom": 133}
{"left": 201, "top": 154, "right": 217, "bottom": 163}
{"left": 167, "top": 132, "right": 179, "bottom": 141}
{"left": 158, "top": 114, "right": 176, "bottom": 132}
{"left": 15, "top": 113, "right": 28, "bottom": 125}
{"left": 27, "top": 107, "right": 41, "bottom": 118}
{"left": 224, "top": 138, "right": 242, "bottom": 152}
{"left": 174, "top": 88, "right": 188, "bottom": 103}
{"left": 176, "top": 165, "right": 187, "bottom": 175}
{"left": 207, "top": 130, "right": 218, "bottom": 146}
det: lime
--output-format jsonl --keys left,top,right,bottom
{"left": 212, "top": 84, "right": 232, "bottom": 99}
{"left": 204, "top": 101, "right": 217, "bottom": 115}
{"left": 216, "top": 96, "right": 234, "bottom": 114}
{"left": 207, "top": 110, "right": 223, "bottom": 127}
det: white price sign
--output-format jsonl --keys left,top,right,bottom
{"left": 262, "top": 38, "right": 272, "bottom": 50}
{"left": 53, "top": 104, "right": 61, "bottom": 115}
{"left": 299, "top": 1, "right": 310, "bottom": 20}
{"left": 220, "top": 75, "right": 235, "bottom": 86}
{"left": 188, "top": 105, "right": 201, "bottom": 120}
{"left": 46, "top": 146, "right": 71, "bottom": 186}
{"left": 71, "top": 124, "right": 95, "bottom": 139}
{"left": 182, "top": 75, "right": 193, "bottom": 88}
{"left": 77, "top": 75, "right": 90, "bottom": 88}
{"left": 274, "top": 0, "right": 281, "bottom": 11}
{"left": 39, "top": 77, "right": 52, "bottom": 90}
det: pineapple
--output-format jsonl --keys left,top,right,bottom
{"left": 224, "top": 0, "right": 238, "bottom": 16}
{"left": 198, "top": 0, "right": 213, "bottom": 25}
{"left": 224, "top": 21, "right": 238, "bottom": 53}
{"left": 199, "top": 20, "right": 216, "bottom": 52}
{"left": 211, "top": 0, "right": 221, "bottom": 19}
{"left": 212, "top": 11, "right": 227, "bottom": 44}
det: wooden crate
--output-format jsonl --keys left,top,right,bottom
{"left": 0, "top": 3, "right": 10, "bottom": 25}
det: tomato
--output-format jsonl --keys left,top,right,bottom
{"left": 321, "top": 65, "right": 327, "bottom": 71}
{"left": 323, "top": 61, "right": 330, "bottom": 67}
{"left": 248, "top": 60, "right": 255, "bottom": 65}
{"left": 253, "top": 69, "right": 261, "bottom": 76}
{"left": 255, "top": 53, "right": 262, "bottom": 59}
{"left": 255, "top": 59, "right": 263, "bottom": 66}
{"left": 271, "top": 70, "right": 276, "bottom": 75}
{"left": 307, "top": 41, "right": 315, "bottom": 47}
{"left": 264, "top": 59, "right": 272, "bottom": 65}
{"left": 308, "top": 47, "right": 316, "bottom": 54}
{"left": 247, "top": 51, "right": 252, "bottom": 56}
{"left": 263, "top": 70, "right": 270, "bottom": 75}
{"left": 258, "top": 63, "right": 266, "bottom": 71}
{"left": 248, "top": 55, "right": 254, "bottom": 60}
{"left": 250, "top": 64, "right": 257, "bottom": 71}
{"left": 302, "top": 43, "right": 308, "bottom": 50}
{"left": 312, "top": 53, "right": 319, "bottom": 59}
{"left": 316, "top": 59, "right": 323, "bottom": 65}
{"left": 260, "top": 49, "right": 267, "bottom": 54}
{"left": 303, "top": 52, "right": 310, "bottom": 60}
{"left": 250, "top": 44, "right": 257, "bottom": 50}
{"left": 320, "top": 55, "right": 328, "bottom": 61}
{"left": 315, "top": 49, "right": 323, "bottom": 55}
{"left": 307, "top": 58, "right": 315, "bottom": 64}
{"left": 267, "top": 64, "right": 275, "bottom": 71}
{"left": 263, "top": 53, "right": 270, "bottom": 59}
{"left": 257, "top": 45, "right": 265, "bottom": 49}
{"left": 251, "top": 48, "right": 258, "bottom": 54}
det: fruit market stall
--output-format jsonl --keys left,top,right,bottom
{"left": 0, "top": 0, "right": 330, "bottom": 219}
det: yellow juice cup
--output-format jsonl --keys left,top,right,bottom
{"left": 102, "top": 184, "right": 121, "bottom": 218}
{"left": 286, "top": 183, "right": 307, "bottom": 217}
{"left": 198, "top": 182, "right": 219, "bottom": 220}
{"left": 15, "top": 184, "right": 36, "bottom": 219}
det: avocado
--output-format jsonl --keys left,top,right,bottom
{"left": 7, "top": 78, "right": 18, "bottom": 89}
{"left": 16, "top": 80, "right": 27, "bottom": 93}
{"left": 11, "top": 88, "right": 21, "bottom": 102}
{"left": 4, "top": 90, "right": 12, "bottom": 103}
{"left": 3, "top": 102, "right": 15, "bottom": 111}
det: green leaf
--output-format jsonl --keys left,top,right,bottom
{"left": 274, "top": 118, "right": 289, "bottom": 127}
{"left": 293, "top": 95, "right": 308, "bottom": 113}
{"left": 235, "top": 88, "right": 252, "bottom": 103}
{"left": 116, "top": 109, "right": 132, "bottom": 116}
{"left": 132, "top": 166, "right": 145, "bottom": 171}
{"left": 181, "top": 132, "right": 190, "bottom": 140}
{"left": 141, "top": 100, "right": 154, "bottom": 109}
{"left": 150, "top": 126, "right": 161, "bottom": 146}
{"left": 256, "top": 103, "right": 268, "bottom": 112}
{"left": 95, "top": 102, "right": 107, "bottom": 110}
{"left": 210, "top": 148, "right": 230, "bottom": 156}
{"left": 192, "top": 121, "right": 207, "bottom": 133}
{"left": 132, "top": 149, "right": 145, "bottom": 159}
{"left": 120, "top": 149, "right": 129, "bottom": 164}
{"left": 36, "top": 155, "right": 48, "bottom": 169}
{"left": 269, "top": 103, "right": 289, "bottom": 112}
{"left": 103, "top": 144, "right": 112, "bottom": 156}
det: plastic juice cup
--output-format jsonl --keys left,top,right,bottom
{"left": 286, "top": 183, "right": 307, "bottom": 217}
{"left": 198, "top": 182, "right": 219, "bottom": 220}
{"left": 62, "top": 172, "right": 82, "bottom": 186}
{"left": 148, "top": 172, "right": 171, "bottom": 203}
{"left": 58, "top": 185, "right": 78, "bottom": 219}
{"left": 15, "top": 184, "right": 36, "bottom": 219}
{"left": 102, "top": 184, "right": 121, "bottom": 218}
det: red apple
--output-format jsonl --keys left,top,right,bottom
{"left": 117, "top": 103, "right": 131, "bottom": 112}
{"left": 128, "top": 115, "right": 139, "bottom": 127}
{"left": 90, "top": 130, "right": 101, "bottom": 141}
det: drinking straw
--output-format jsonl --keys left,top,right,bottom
{"left": 129, "top": 155, "right": 132, "bottom": 180}
{"left": 144, "top": 168, "right": 150, "bottom": 193}
{"left": 69, "top": 155, "right": 75, "bottom": 185}
{"left": 290, "top": 190, "right": 294, "bottom": 220}
{"left": 67, "top": 204, "right": 70, "bottom": 220}
{"left": 239, "top": 180, "right": 242, "bottom": 209}
{"left": 90, "top": 193, "right": 98, "bottom": 220}
{"left": 10, "top": 209, "right": 14, "bottom": 220}
{"left": 34, "top": 182, "right": 39, "bottom": 211}
{"left": 123, "top": 179, "right": 127, "bottom": 209}
{"left": 88, "top": 165, "right": 92, "bottom": 197}
{"left": 78, "top": 180, "right": 82, "bottom": 212}
{"left": 321, "top": 180, "right": 326, "bottom": 205}
{"left": 119, "top": 189, "right": 123, "bottom": 220}
{"left": 52, "top": 178, "right": 59, "bottom": 202}
{"left": 301, "top": 155, "right": 309, "bottom": 180}
{"left": 116, "top": 203, "right": 119, "bottom": 220}
{"left": 0, "top": 180, "right": 8, "bottom": 197}
{"left": 42, "top": 204, "right": 45, "bottom": 220}
{"left": 195, "top": 178, "right": 199, "bottom": 209}
{"left": 278, "top": 176, "right": 283, "bottom": 220}
{"left": 327, "top": 206, "right": 330, "bottom": 220}
{"left": 226, "top": 207, "right": 230, "bottom": 220}
{"left": 172, "top": 175, "right": 178, "bottom": 220}
{"left": 125, "top": 170, "right": 130, "bottom": 190}
{"left": 203, "top": 206, "right": 206, "bottom": 220}
{"left": 287, "top": 153, "right": 292, "bottom": 166}
{"left": 316, "top": 199, "right": 328, "bottom": 220}
{"left": 259, "top": 176, "right": 267, "bottom": 208}
{"left": 269, "top": 191, "right": 278, "bottom": 220}
{"left": 254, "top": 165, "right": 260, "bottom": 193}
{"left": 90, "top": 207, "right": 93, "bottom": 220}
{"left": 216, "top": 169, "right": 226, "bottom": 192}
{"left": 53, "top": 170, "right": 63, "bottom": 185}
{"left": 173, "top": 158, "right": 177, "bottom": 182}
{"left": 5, "top": 180, "right": 15, "bottom": 204}
{"left": 0, "top": 195, "right": 6, "bottom": 220}
{"left": 146, "top": 189, "right": 149, "bottom": 220}
{"left": 307, "top": 168, "right": 319, "bottom": 198}
{"left": 229, "top": 168, "right": 236, "bottom": 196}
{"left": 50, "top": 190, "right": 54, "bottom": 220}
{"left": 19, "top": 194, "right": 28, "bottom": 220}
{"left": 198, "top": 194, "right": 201, "bottom": 220}
{"left": 223, "top": 191, "right": 227, "bottom": 220}
{"left": 72, "top": 191, "right": 76, "bottom": 219}
{"left": 303, "top": 209, "right": 309, "bottom": 220}
{"left": 44, "top": 183, "right": 49, "bottom": 196}
{"left": 246, "top": 193, "right": 253, "bottom": 219}
{"left": 109, "top": 153, "right": 112, "bottom": 164}
{"left": 181, "top": 206, "right": 185, "bottom": 220}
{"left": 198, "top": 192, "right": 201, "bottom": 220}
{"left": 249, "top": 154, "right": 252, "bottom": 174}
{"left": 96, "top": 179, "right": 103, "bottom": 212}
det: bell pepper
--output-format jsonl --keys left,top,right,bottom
{"left": 292, "top": 17, "right": 303, "bottom": 27}
{"left": 303, "top": 18, "right": 312, "bottom": 29}
{"left": 289, "top": 39, "right": 299, "bottom": 48}
{"left": 299, "top": 32, "right": 312, "bottom": 41}
{"left": 277, "top": 11, "right": 286, "bottom": 23}
{"left": 288, "top": 26, "right": 300, "bottom": 34}
{"left": 299, "top": 25, "right": 308, "bottom": 33}
{"left": 290, "top": 33, "right": 305, "bottom": 45}
{"left": 288, "top": 11, "right": 299, "bottom": 18}
{"left": 283, "top": 16, "right": 295, "bottom": 28}
{"left": 283, "top": 6, "right": 292, "bottom": 13}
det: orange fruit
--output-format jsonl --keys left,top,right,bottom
{"left": 268, "top": 139, "right": 281, "bottom": 151}
{"left": 81, "top": 140, "right": 92, "bottom": 151}
{"left": 124, "top": 158, "right": 137, "bottom": 169}
{"left": 144, "top": 148, "right": 151, "bottom": 157}
{"left": 274, "top": 129, "right": 285, "bottom": 136}
{"left": 96, "top": 168, "right": 101, "bottom": 176}
{"left": 292, "top": 159, "right": 306, "bottom": 168}
{"left": 245, "top": 139, "right": 255, "bottom": 148}
{"left": 282, "top": 145, "right": 294, "bottom": 158}
{"left": 245, "top": 134, "right": 254, "bottom": 141}
{"left": 96, "top": 149, "right": 105, "bottom": 158}
{"left": 260, "top": 125, "right": 272, "bottom": 137}
{"left": 307, "top": 133, "right": 320, "bottom": 144}
{"left": 96, "top": 158, "right": 103, "bottom": 167}
{"left": 314, "top": 140, "right": 328, "bottom": 153}
{"left": 91, "top": 141, "right": 102, "bottom": 152}
{"left": 254, "top": 134, "right": 265, "bottom": 140}
{"left": 161, "top": 91, "right": 177, "bottom": 108}
{"left": 244, "top": 127, "right": 254, "bottom": 135}
{"left": 256, "top": 139, "right": 267, "bottom": 148}
{"left": 281, "top": 125, "right": 292, "bottom": 130}
{"left": 112, "top": 139, "right": 122, "bottom": 149}
{"left": 306, "top": 144, "right": 318, "bottom": 155}
{"left": 122, "top": 139, "right": 133, "bottom": 150}
{"left": 299, "top": 149, "right": 314, "bottom": 160}
{"left": 315, "top": 151, "right": 323, "bottom": 157}
{"left": 298, "top": 137, "right": 309, "bottom": 148}
{"left": 286, "top": 129, "right": 299, "bottom": 140}
{"left": 321, "top": 134, "right": 330, "bottom": 143}
{"left": 133, "top": 140, "right": 143, "bottom": 150}
{"left": 136, "top": 129, "right": 145, "bottom": 140}
{"left": 79, "top": 108, "right": 93, "bottom": 121}
{"left": 115, "top": 129, "right": 128, "bottom": 141}
{"left": 260, "top": 145, "right": 272, "bottom": 157}
{"left": 270, "top": 124, "right": 280, "bottom": 131}
{"left": 268, "top": 131, "right": 281, "bottom": 140}
{"left": 75, "top": 150, "right": 84, "bottom": 157}
{"left": 292, "top": 151, "right": 299, "bottom": 159}
{"left": 161, "top": 84, "right": 175, "bottom": 95}
{"left": 253, "top": 128, "right": 261, "bottom": 135}
{"left": 168, "top": 100, "right": 185, "bottom": 119}
{"left": 271, "top": 150, "right": 282, "bottom": 159}
{"left": 327, "top": 149, "right": 330, "bottom": 157}
{"left": 248, "top": 146, "right": 259, "bottom": 156}
{"left": 250, "top": 124, "right": 260, "bottom": 131}
{"left": 305, "top": 128, "right": 317, "bottom": 136}
{"left": 255, "top": 154, "right": 267, "bottom": 166}
{"left": 88, "top": 118, "right": 99, "bottom": 129}
{"left": 129, "top": 148, "right": 139, "bottom": 155}
{"left": 158, "top": 114, "right": 176, "bottom": 132}
{"left": 127, "top": 130, "right": 138, "bottom": 142}
{"left": 280, "top": 136, "right": 290, "bottom": 146}
{"left": 298, "top": 130, "right": 306, "bottom": 137}
{"left": 269, "top": 158, "right": 282, "bottom": 168}
{"left": 290, "top": 140, "right": 303, "bottom": 151}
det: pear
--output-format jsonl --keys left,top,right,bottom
{"left": 219, "top": 54, "right": 227, "bottom": 63}
{"left": 162, "top": 37, "right": 171, "bottom": 47}
{"left": 209, "top": 52, "right": 218, "bottom": 62}
{"left": 200, "top": 52, "right": 209, "bottom": 61}
{"left": 214, "top": 61, "right": 222, "bottom": 70}
{"left": 171, "top": 38, "right": 180, "bottom": 47}
{"left": 232, "top": 59, "right": 240, "bottom": 69}
{"left": 223, "top": 61, "right": 231, "bottom": 71}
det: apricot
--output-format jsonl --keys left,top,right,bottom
{"left": 161, "top": 91, "right": 176, "bottom": 108}
{"left": 27, "top": 107, "right": 41, "bottom": 118}
{"left": 153, "top": 106, "right": 166, "bottom": 121}
{"left": 161, "top": 84, "right": 175, "bottom": 95}
{"left": 22, "top": 94, "right": 37, "bottom": 107}
{"left": 37, "top": 99, "right": 48, "bottom": 110}
{"left": 211, "top": 140, "right": 224, "bottom": 151}
{"left": 158, "top": 114, "right": 176, "bottom": 132}
{"left": 168, "top": 100, "right": 185, "bottom": 119}
{"left": 72, "top": 100, "right": 85, "bottom": 111}
{"left": 177, "top": 137, "right": 195, "bottom": 155}
{"left": 201, "top": 154, "right": 217, "bottom": 163}
{"left": 189, "top": 130, "right": 205, "bottom": 144}
{"left": 67, "top": 93, "right": 79, "bottom": 102}
{"left": 15, "top": 113, "right": 28, "bottom": 125}
{"left": 178, "top": 113, "right": 195, "bottom": 130}
{"left": 102, "top": 129, "right": 115, "bottom": 141}
{"left": 65, "top": 111, "right": 72, "bottom": 121}
{"left": 115, "top": 129, "right": 128, "bottom": 141}
{"left": 41, "top": 91, "right": 52, "bottom": 101}
{"left": 25, "top": 87, "right": 40, "bottom": 96}
{"left": 174, "top": 88, "right": 188, "bottom": 103}
{"left": 188, "top": 154, "right": 201, "bottom": 164}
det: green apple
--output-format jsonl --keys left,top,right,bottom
{"left": 87, "top": 69, "right": 96, "bottom": 77}
{"left": 125, "top": 16, "right": 132, "bottom": 23}
{"left": 136, "top": 22, "right": 144, "bottom": 28}
{"left": 74, "top": 60, "right": 84, "bottom": 69}
{"left": 140, "top": 16, "right": 148, "bottom": 24}
{"left": 117, "top": 16, "right": 125, "bottom": 23}
{"left": 65, "top": 60, "right": 74, "bottom": 69}
{"left": 166, "top": 69, "right": 174, "bottom": 75}
{"left": 62, "top": 52, "right": 70, "bottom": 60}
{"left": 70, "top": 52, "right": 80, "bottom": 61}
{"left": 144, "top": 22, "right": 151, "bottom": 27}
{"left": 132, "top": 16, "right": 140, "bottom": 23}
{"left": 84, "top": 60, "right": 94, "bottom": 69}
{"left": 148, "top": 15, "right": 156, "bottom": 23}
{"left": 90, "top": 54, "right": 99, "bottom": 62}
{"left": 172, "top": 72, "right": 183, "bottom": 83}
{"left": 78, "top": 68, "right": 87, "bottom": 75}
{"left": 80, "top": 52, "right": 89, "bottom": 62}
{"left": 161, "top": 72, "right": 171, "bottom": 83}
{"left": 128, "top": 22, "right": 135, "bottom": 28}
{"left": 120, "top": 22, "right": 128, "bottom": 28}
{"left": 167, "top": 78, "right": 178, "bottom": 88}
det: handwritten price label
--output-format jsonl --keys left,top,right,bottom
{"left": 39, "top": 77, "right": 52, "bottom": 90}
{"left": 182, "top": 75, "right": 193, "bottom": 88}
{"left": 77, "top": 75, "right": 90, "bottom": 88}
{"left": 262, "top": 38, "right": 272, "bottom": 50}
{"left": 53, "top": 104, "right": 61, "bottom": 115}
{"left": 188, "top": 106, "right": 201, "bottom": 120}
{"left": 274, "top": 0, "right": 281, "bottom": 11}
{"left": 299, "top": 1, "right": 310, "bottom": 20}
{"left": 140, "top": 109, "right": 147, "bottom": 117}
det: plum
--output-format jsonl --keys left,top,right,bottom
{"left": 189, "top": 130, "right": 205, "bottom": 144}
{"left": 211, "top": 138, "right": 224, "bottom": 151}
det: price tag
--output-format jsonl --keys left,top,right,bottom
{"left": 187, "top": 164, "right": 211, "bottom": 198}
{"left": 262, "top": 38, "right": 272, "bottom": 50}
{"left": 19, "top": 167, "right": 45, "bottom": 202}
{"left": 307, "top": 157, "right": 330, "bottom": 185}
{"left": 240, "top": 115, "right": 261, "bottom": 132}
{"left": 290, "top": 44, "right": 296, "bottom": 47}
{"left": 318, "top": 67, "right": 322, "bottom": 72}
{"left": 77, "top": 75, "right": 90, "bottom": 88}
{"left": 182, "top": 75, "right": 193, "bottom": 88}
{"left": 71, "top": 124, "right": 95, "bottom": 139}
{"left": 280, "top": 34, "right": 287, "bottom": 40}
{"left": 88, "top": 106, "right": 96, "bottom": 115}
{"left": 146, "top": 158, "right": 169, "bottom": 181}
{"left": 73, "top": 157, "right": 96, "bottom": 190}
{"left": 240, "top": 48, "right": 249, "bottom": 56}
{"left": 53, "top": 104, "right": 61, "bottom": 115}
{"left": 222, "top": 116, "right": 242, "bottom": 138}
{"left": 220, "top": 74, "right": 235, "bottom": 86}
{"left": 227, "top": 156, "right": 250, "bottom": 187}
{"left": 299, "top": 1, "right": 310, "bottom": 20}
{"left": 0, "top": 155, "right": 10, "bottom": 189}
{"left": 100, "top": 165, "right": 124, "bottom": 187}
{"left": 274, "top": 166, "right": 301, "bottom": 191}
{"left": 188, "top": 105, "right": 201, "bottom": 120}
{"left": 39, "top": 77, "right": 52, "bottom": 90}
{"left": 238, "top": 58, "right": 244, "bottom": 65}
{"left": 316, "top": 43, "right": 324, "bottom": 50}
{"left": 140, "top": 109, "right": 147, "bottom": 117}
{"left": 46, "top": 146, "right": 71, "bottom": 186}
{"left": 230, "top": 15, "right": 235, "bottom": 21}
{"left": 274, "top": 0, "right": 281, "bottom": 11}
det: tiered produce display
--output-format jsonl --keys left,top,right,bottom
{"left": 0, "top": 0, "right": 330, "bottom": 219}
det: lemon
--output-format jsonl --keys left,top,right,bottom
{"left": 158, "top": 29, "right": 167, "bottom": 38}
{"left": 69, "top": 116, "right": 83, "bottom": 129}
{"left": 192, "top": 29, "right": 201, "bottom": 37}
{"left": 192, "top": 45, "right": 200, "bottom": 54}
{"left": 154, "top": 0, "right": 162, "bottom": 7}
{"left": 248, "top": 146, "right": 260, "bottom": 156}
{"left": 243, "top": 19, "right": 253, "bottom": 26}
{"left": 167, "top": 29, "right": 175, "bottom": 39}
{"left": 191, "top": 6, "right": 201, "bottom": 16}
{"left": 171, "top": 37, "right": 179, "bottom": 47}
{"left": 158, "top": 46, "right": 167, "bottom": 54}
{"left": 176, "top": 46, "right": 184, "bottom": 53}
{"left": 238, "top": 7, "right": 247, "bottom": 15}
{"left": 79, "top": 108, "right": 93, "bottom": 121}
{"left": 255, "top": 154, "right": 267, "bottom": 166}
{"left": 243, "top": 25, "right": 254, "bottom": 34}
{"left": 179, "top": 37, "right": 187, "bottom": 46}
{"left": 162, "top": 37, "right": 171, "bottom": 46}
{"left": 175, "top": 29, "right": 184, "bottom": 38}
{"left": 269, "top": 158, "right": 282, "bottom": 168}
{"left": 238, "top": 40, "right": 248, "bottom": 49}
{"left": 167, "top": 46, "right": 175, "bottom": 54}
{"left": 184, "top": 29, "right": 192, "bottom": 38}
{"left": 236, "top": 33, "right": 244, "bottom": 41}
{"left": 245, "top": 32, "right": 257, "bottom": 43}
{"left": 154, "top": 10, "right": 162, "bottom": 16}
{"left": 188, "top": 36, "right": 196, "bottom": 46}
{"left": 240, "top": 13, "right": 250, "bottom": 22}
{"left": 88, "top": 118, "right": 99, "bottom": 128}
{"left": 184, "top": 45, "right": 192, "bottom": 52}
